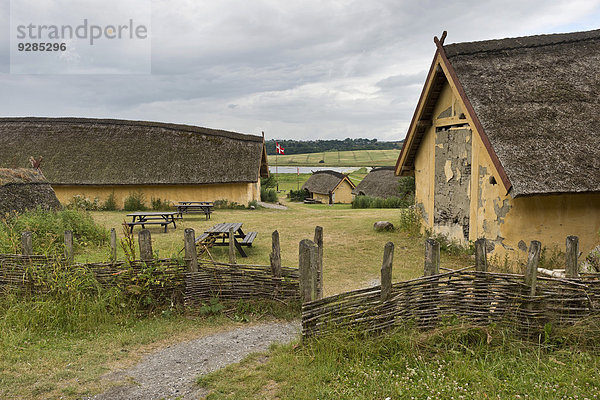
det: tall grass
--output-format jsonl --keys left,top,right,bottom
{"left": 198, "top": 323, "right": 600, "bottom": 399}
{"left": 0, "top": 208, "right": 108, "bottom": 255}
{"left": 123, "top": 191, "right": 147, "bottom": 211}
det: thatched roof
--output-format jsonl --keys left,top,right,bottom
{"left": 0, "top": 168, "right": 61, "bottom": 214}
{"left": 302, "top": 170, "right": 355, "bottom": 195}
{"left": 0, "top": 117, "right": 269, "bottom": 186}
{"left": 398, "top": 29, "right": 600, "bottom": 197}
{"left": 352, "top": 167, "right": 401, "bottom": 198}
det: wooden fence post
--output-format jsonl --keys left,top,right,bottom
{"left": 424, "top": 238, "right": 440, "bottom": 276}
{"left": 21, "top": 231, "right": 33, "bottom": 256}
{"left": 565, "top": 236, "right": 579, "bottom": 278}
{"left": 229, "top": 227, "right": 236, "bottom": 264}
{"left": 299, "top": 239, "right": 318, "bottom": 303}
{"left": 475, "top": 238, "right": 488, "bottom": 272}
{"left": 270, "top": 230, "right": 281, "bottom": 278}
{"left": 184, "top": 228, "right": 198, "bottom": 273}
{"left": 525, "top": 240, "right": 541, "bottom": 297}
{"left": 138, "top": 229, "right": 153, "bottom": 263}
{"left": 64, "top": 230, "right": 73, "bottom": 264}
{"left": 314, "top": 226, "right": 323, "bottom": 299}
{"left": 381, "top": 242, "right": 394, "bottom": 301}
{"left": 110, "top": 228, "right": 117, "bottom": 263}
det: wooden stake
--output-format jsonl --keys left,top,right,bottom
{"left": 229, "top": 227, "right": 237, "bottom": 264}
{"left": 565, "top": 236, "right": 579, "bottom": 278}
{"left": 381, "top": 242, "right": 394, "bottom": 301}
{"left": 270, "top": 230, "right": 281, "bottom": 278}
{"left": 299, "top": 239, "right": 318, "bottom": 303}
{"left": 110, "top": 228, "right": 117, "bottom": 263}
{"left": 21, "top": 231, "right": 33, "bottom": 256}
{"left": 314, "top": 226, "right": 323, "bottom": 299}
{"left": 138, "top": 229, "right": 153, "bottom": 263}
{"left": 64, "top": 230, "right": 73, "bottom": 264}
{"left": 525, "top": 240, "right": 541, "bottom": 296}
{"left": 424, "top": 239, "right": 440, "bottom": 276}
{"left": 184, "top": 228, "right": 198, "bottom": 273}
{"left": 475, "top": 238, "right": 488, "bottom": 272}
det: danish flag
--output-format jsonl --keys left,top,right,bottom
{"left": 276, "top": 142, "right": 285, "bottom": 155}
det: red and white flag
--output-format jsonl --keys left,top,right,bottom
{"left": 276, "top": 142, "right": 285, "bottom": 155}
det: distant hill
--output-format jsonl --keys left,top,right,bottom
{"left": 265, "top": 138, "right": 402, "bottom": 155}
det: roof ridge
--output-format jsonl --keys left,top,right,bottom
{"left": 444, "top": 28, "right": 600, "bottom": 57}
{"left": 0, "top": 117, "right": 263, "bottom": 143}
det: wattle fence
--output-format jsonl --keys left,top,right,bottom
{"left": 0, "top": 228, "right": 300, "bottom": 306}
{"left": 299, "top": 236, "right": 600, "bottom": 339}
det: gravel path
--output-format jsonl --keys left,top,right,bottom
{"left": 90, "top": 321, "right": 300, "bottom": 400}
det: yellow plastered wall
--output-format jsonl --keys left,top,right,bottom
{"left": 54, "top": 182, "right": 259, "bottom": 208}
{"left": 313, "top": 192, "right": 330, "bottom": 204}
{"left": 333, "top": 180, "right": 354, "bottom": 204}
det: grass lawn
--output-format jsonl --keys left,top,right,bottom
{"left": 269, "top": 149, "right": 399, "bottom": 167}
{"left": 0, "top": 201, "right": 475, "bottom": 399}
{"left": 85, "top": 201, "right": 471, "bottom": 296}
{"left": 270, "top": 168, "right": 368, "bottom": 193}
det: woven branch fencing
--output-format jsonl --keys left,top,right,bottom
{"left": 0, "top": 228, "right": 300, "bottom": 305}
{"left": 301, "top": 236, "right": 600, "bottom": 339}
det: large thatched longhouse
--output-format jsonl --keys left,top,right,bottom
{"left": 0, "top": 168, "right": 61, "bottom": 215}
{"left": 352, "top": 167, "right": 403, "bottom": 199}
{"left": 0, "top": 118, "right": 269, "bottom": 207}
{"left": 396, "top": 29, "right": 600, "bottom": 259}
{"left": 302, "top": 170, "right": 355, "bottom": 204}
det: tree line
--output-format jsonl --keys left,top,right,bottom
{"left": 265, "top": 138, "right": 402, "bottom": 155}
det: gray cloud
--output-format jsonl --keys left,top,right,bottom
{"left": 1, "top": 0, "right": 600, "bottom": 140}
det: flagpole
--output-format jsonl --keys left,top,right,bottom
{"left": 276, "top": 152, "right": 279, "bottom": 192}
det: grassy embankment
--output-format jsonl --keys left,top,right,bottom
{"left": 271, "top": 167, "right": 368, "bottom": 193}
{"left": 268, "top": 149, "right": 399, "bottom": 167}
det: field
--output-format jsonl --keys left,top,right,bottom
{"left": 271, "top": 167, "right": 368, "bottom": 192}
{"left": 268, "top": 149, "right": 399, "bottom": 167}
{"left": 3, "top": 202, "right": 599, "bottom": 399}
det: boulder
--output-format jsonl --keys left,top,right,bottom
{"left": 581, "top": 245, "right": 600, "bottom": 273}
{"left": 374, "top": 221, "right": 394, "bottom": 232}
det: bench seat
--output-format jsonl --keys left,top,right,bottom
{"left": 241, "top": 231, "right": 257, "bottom": 246}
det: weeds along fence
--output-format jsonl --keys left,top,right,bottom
{"left": 0, "top": 228, "right": 300, "bottom": 305}
{"left": 301, "top": 237, "right": 600, "bottom": 339}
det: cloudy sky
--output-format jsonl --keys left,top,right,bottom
{"left": 1, "top": 0, "right": 599, "bottom": 141}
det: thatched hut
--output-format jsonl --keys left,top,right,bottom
{"left": 352, "top": 167, "right": 404, "bottom": 199}
{"left": 395, "top": 29, "right": 600, "bottom": 259}
{"left": 0, "top": 118, "right": 269, "bottom": 207}
{"left": 302, "top": 170, "right": 355, "bottom": 204}
{"left": 0, "top": 168, "right": 61, "bottom": 214}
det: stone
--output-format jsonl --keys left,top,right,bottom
{"left": 373, "top": 221, "right": 394, "bottom": 232}
{"left": 581, "top": 245, "right": 600, "bottom": 273}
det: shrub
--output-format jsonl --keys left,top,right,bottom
{"left": 288, "top": 189, "right": 308, "bottom": 202}
{"left": 214, "top": 199, "right": 245, "bottom": 210}
{"left": 101, "top": 192, "right": 118, "bottom": 211}
{"left": 66, "top": 195, "right": 101, "bottom": 211}
{"left": 261, "top": 176, "right": 277, "bottom": 189}
{"left": 0, "top": 208, "right": 109, "bottom": 255}
{"left": 151, "top": 197, "right": 172, "bottom": 211}
{"left": 398, "top": 206, "right": 421, "bottom": 237}
{"left": 123, "top": 191, "right": 147, "bottom": 211}
{"left": 260, "top": 187, "right": 278, "bottom": 203}
{"left": 351, "top": 195, "right": 409, "bottom": 209}
{"left": 397, "top": 176, "right": 416, "bottom": 200}
{"left": 247, "top": 200, "right": 259, "bottom": 209}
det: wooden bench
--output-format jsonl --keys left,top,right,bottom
{"left": 177, "top": 204, "right": 213, "bottom": 220}
{"left": 241, "top": 231, "right": 258, "bottom": 246}
{"left": 124, "top": 220, "right": 170, "bottom": 233}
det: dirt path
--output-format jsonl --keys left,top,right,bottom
{"left": 90, "top": 321, "right": 300, "bottom": 400}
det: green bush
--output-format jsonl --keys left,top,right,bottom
{"left": 214, "top": 199, "right": 245, "bottom": 210}
{"left": 0, "top": 208, "right": 109, "bottom": 255}
{"left": 66, "top": 195, "right": 101, "bottom": 211}
{"left": 351, "top": 195, "right": 409, "bottom": 209}
{"left": 151, "top": 197, "right": 172, "bottom": 211}
{"left": 260, "top": 176, "right": 277, "bottom": 189}
{"left": 288, "top": 189, "right": 308, "bottom": 202}
{"left": 397, "top": 176, "right": 416, "bottom": 200}
{"left": 398, "top": 206, "right": 422, "bottom": 236}
{"left": 260, "top": 187, "right": 278, "bottom": 203}
{"left": 123, "top": 191, "right": 147, "bottom": 211}
{"left": 101, "top": 193, "right": 118, "bottom": 211}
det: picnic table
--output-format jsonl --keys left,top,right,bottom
{"left": 195, "top": 222, "right": 257, "bottom": 257}
{"left": 176, "top": 201, "right": 214, "bottom": 220}
{"left": 125, "top": 211, "right": 180, "bottom": 233}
